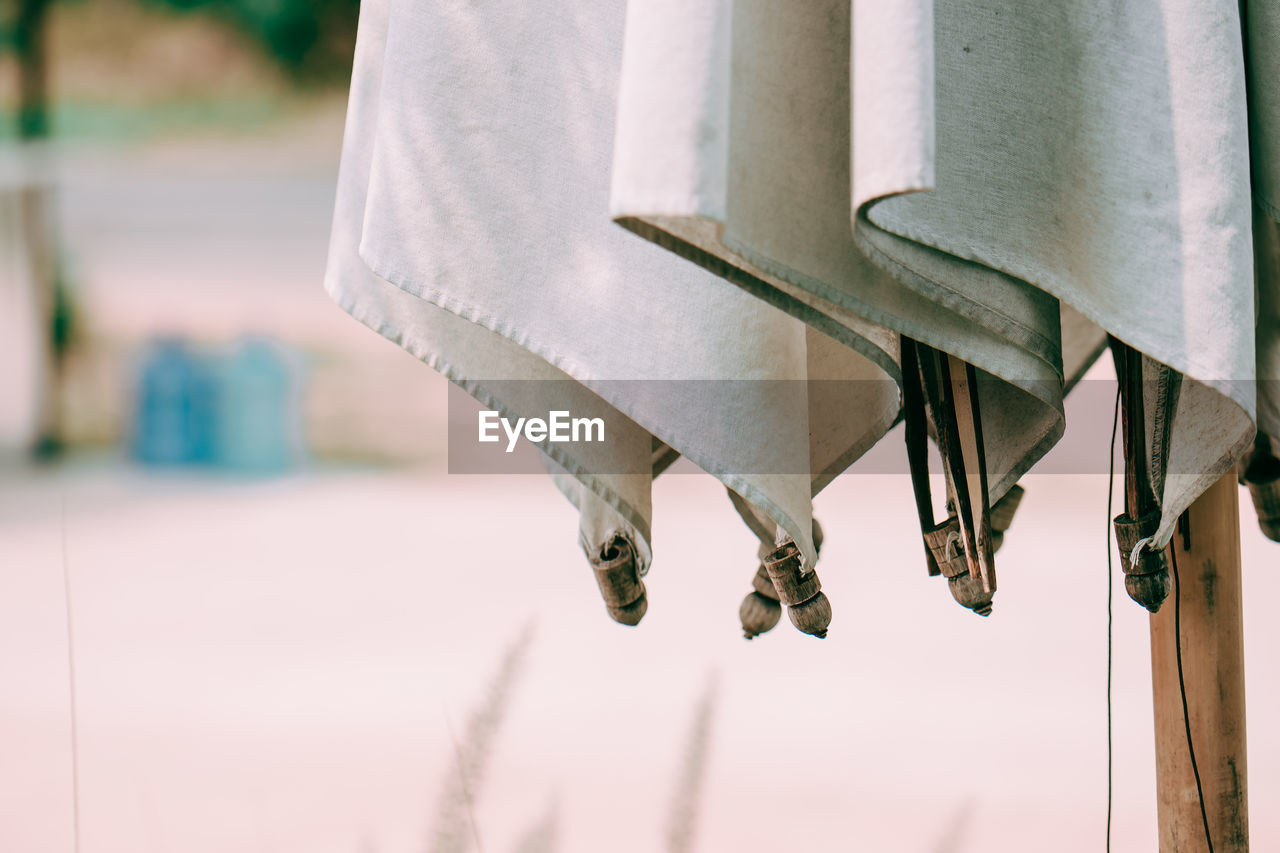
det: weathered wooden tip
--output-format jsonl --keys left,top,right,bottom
{"left": 607, "top": 593, "right": 648, "bottom": 626}
{"left": 1113, "top": 510, "right": 1171, "bottom": 612}
{"left": 1243, "top": 454, "right": 1280, "bottom": 542}
{"left": 1125, "top": 572, "right": 1172, "bottom": 614}
{"left": 787, "top": 592, "right": 832, "bottom": 638}
{"left": 762, "top": 542, "right": 821, "bottom": 605}
{"left": 924, "top": 517, "right": 994, "bottom": 616}
{"left": 740, "top": 591, "right": 782, "bottom": 639}
{"left": 1258, "top": 516, "right": 1280, "bottom": 543}
{"left": 761, "top": 539, "right": 832, "bottom": 636}
{"left": 947, "top": 574, "right": 994, "bottom": 616}
{"left": 590, "top": 533, "right": 647, "bottom": 626}
{"left": 750, "top": 564, "right": 779, "bottom": 600}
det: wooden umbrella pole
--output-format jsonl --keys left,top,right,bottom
{"left": 1149, "top": 471, "right": 1249, "bottom": 852}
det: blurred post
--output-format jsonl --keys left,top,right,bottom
{"left": 1149, "top": 473, "right": 1249, "bottom": 851}
{"left": 10, "top": 0, "right": 63, "bottom": 457}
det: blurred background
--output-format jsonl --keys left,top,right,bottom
{"left": 0, "top": 0, "right": 445, "bottom": 467}
{"left": 2, "top": 3, "right": 1279, "bottom": 852}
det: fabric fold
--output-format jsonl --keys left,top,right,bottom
{"left": 611, "top": 0, "right": 1078, "bottom": 507}
{"left": 332, "top": 0, "right": 903, "bottom": 572}
{"left": 858, "top": 0, "right": 1259, "bottom": 544}
{"left": 325, "top": 0, "right": 655, "bottom": 569}
{"left": 612, "top": 0, "right": 1272, "bottom": 547}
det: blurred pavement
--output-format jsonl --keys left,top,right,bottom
{"left": 3, "top": 457, "right": 1279, "bottom": 852}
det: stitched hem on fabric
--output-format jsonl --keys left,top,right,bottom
{"left": 618, "top": 211, "right": 1062, "bottom": 506}
{"left": 615, "top": 215, "right": 902, "bottom": 384}
{"left": 353, "top": 245, "right": 829, "bottom": 570}
{"left": 617, "top": 212, "right": 1051, "bottom": 505}
{"left": 851, "top": 214, "right": 1063, "bottom": 365}
{"left": 324, "top": 275, "right": 655, "bottom": 570}
{"left": 725, "top": 486, "right": 775, "bottom": 544}
{"left": 1153, "top": 421, "right": 1255, "bottom": 549}
{"left": 861, "top": 198, "right": 1257, "bottom": 544}
{"left": 709, "top": 223, "right": 1064, "bottom": 406}
{"left": 864, "top": 202, "right": 1256, "bottom": 419}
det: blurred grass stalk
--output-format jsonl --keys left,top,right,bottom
{"left": 665, "top": 674, "right": 718, "bottom": 853}
{"left": 511, "top": 800, "right": 557, "bottom": 853}
{"left": 429, "top": 623, "right": 535, "bottom": 853}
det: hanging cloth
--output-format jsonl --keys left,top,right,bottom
{"left": 325, "top": 0, "right": 658, "bottom": 574}
{"left": 859, "top": 0, "right": 1262, "bottom": 547}
{"left": 610, "top": 0, "right": 1099, "bottom": 515}
{"left": 325, "top": 0, "right": 901, "bottom": 585}
{"left": 612, "top": 0, "right": 1274, "bottom": 550}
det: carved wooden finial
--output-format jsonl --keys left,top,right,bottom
{"left": 1113, "top": 509, "right": 1171, "bottom": 613}
{"left": 739, "top": 588, "right": 781, "bottom": 640}
{"left": 589, "top": 534, "right": 647, "bottom": 626}
{"left": 739, "top": 521, "right": 824, "bottom": 639}
{"left": 762, "top": 540, "right": 831, "bottom": 638}
{"left": 903, "top": 338, "right": 999, "bottom": 610}
{"left": 923, "top": 517, "right": 993, "bottom": 616}
{"left": 1109, "top": 337, "right": 1172, "bottom": 613}
{"left": 1242, "top": 433, "right": 1280, "bottom": 541}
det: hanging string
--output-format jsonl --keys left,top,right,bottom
{"left": 1170, "top": 543, "right": 1215, "bottom": 853}
{"left": 1106, "top": 385, "right": 1119, "bottom": 853}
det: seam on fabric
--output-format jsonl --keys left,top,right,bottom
{"left": 615, "top": 216, "right": 903, "bottom": 384}
{"left": 851, "top": 213, "right": 1063, "bottom": 360}
{"left": 324, "top": 276, "right": 654, "bottom": 565}
{"left": 863, "top": 204, "right": 1257, "bottom": 418}
{"left": 716, "top": 231, "right": 1064, "bottom": 399}
{"left": 810, "top": 407, "right": 904, "bottom": 496}
{"left": 856, "top": 208, "right": 1257, "bottom": 534}
{"left": 343, "top": 256, "right": 828, "bottom": 567}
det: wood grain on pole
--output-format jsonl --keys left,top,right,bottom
{"left": 1149, "top": 472, "right": 1249, "bottom": 851}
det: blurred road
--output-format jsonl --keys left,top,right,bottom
{"left": 3, "top": 457, "right": 1279, "bottom": 853}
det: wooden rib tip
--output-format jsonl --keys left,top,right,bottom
{"left": 739, "top": 591, "right": 781, "bottom": 639}
{"left": 1124, "top": 570, "right": 1171, "bottom": 613}
{"left": 787, "top": 592, "right": 832, "bottom": 637}
{"left": 606, "top": 593, "right": 647, "bottom": 626}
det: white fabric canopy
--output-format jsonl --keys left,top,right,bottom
{"left": 328, "top": 0, "right": 1280, "bottom": 613}
{"left": 326, "top": 0, "right": 660, "bottom": 567}
{"left": 612, "top": 0, "right": 1276, "bottom": 546}
{"left": 325, "top": 0, "right": 901, "bottom": 574}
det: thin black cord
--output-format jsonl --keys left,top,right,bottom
{"left": 1170, "top": 544, "right": 1215, "bottom": 853}
{"left": 1106, "top": 386, "right": 1119, "bottom": 853}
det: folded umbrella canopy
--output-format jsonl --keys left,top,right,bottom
{"left": 608, "top": 2, "right": 1273, "bottom": 846}
{"left": 327, "top": 0, "right": 657, "bottom": 584}
{"left": 611, "top": 0, "right": 1280, "bottom": 594}
{"left": 325, "top": 0, "right": 904, "bottom": 630}
{"left": 328, "top": 0, "right": 1273, "bottom": 845}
